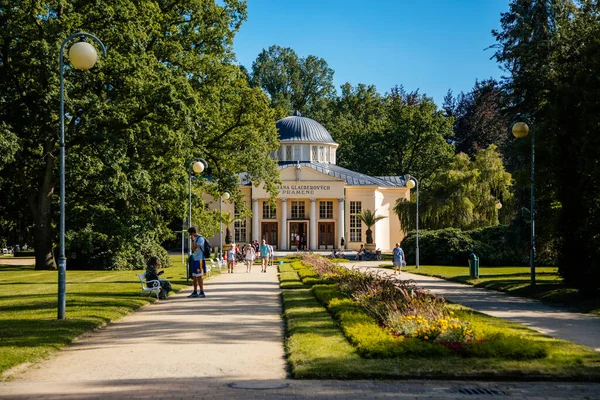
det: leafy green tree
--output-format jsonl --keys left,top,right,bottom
{"left": 380, "top": 87, "right": 455, "bottom": 189}
{"left": 322, "top": 84, "right": 454, "bottom": 189}
{"left": 395, "top": 146, "right": 512, "bottom": 232}
{"left": 250, "top": 45, "right": 335, "bottom": 117}
{"left": 493, "top": 0, "right": 600, "bottom": 292}
{"left": 0, "top": 0, "right": 279, "bottom": 270}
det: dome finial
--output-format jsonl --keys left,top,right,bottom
{"left": 293, "top": 110, "right": 302, "bottom": 117}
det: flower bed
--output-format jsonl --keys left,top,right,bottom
{"left": 300, "top": 254, "right": 548, "bottom": 360}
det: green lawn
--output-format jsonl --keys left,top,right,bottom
{"left": 0, "top": 255, "right": 193, "bottom": 378}
{"left": 381, "top": 265, "right": 600, "bottom": 316}
{"left": 280, "top": 263, "right": 600, "bottom": 380}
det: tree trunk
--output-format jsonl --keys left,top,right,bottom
{"left": 20, "top": 138, "right": 57, "bottom": 270}
{"left": 365, "top": 229, "right": 373, "bottom": 244}
{"left": 34, "top": 214, "right": 56, "bottom": 270}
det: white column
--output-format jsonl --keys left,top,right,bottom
{"left": 309, "top": 198, "right": 317, "bottom": 250}
{"left": 337, "top": 197, "right": 345, "bottom": 249}
{"left": 252, "top": 198, "right": 259, "bottom": 242}
{"left": 281, "top": 199, "right": 288, "bottom": 250}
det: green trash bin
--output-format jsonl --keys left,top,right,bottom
{"left": 468, "top": 253, "right": 479, "bottom": 279}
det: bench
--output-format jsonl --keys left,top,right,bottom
{"left": 136, "top": 273, "right": 161, "bottom": 299}
{"left": 209, "top": 258, "right": 225, "bottom": 275}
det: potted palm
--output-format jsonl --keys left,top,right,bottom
{"left": 221, "top": 212, "right": 239, "bottom": 251}
{"left": 355, "top": 209, "right": 387, "bottom": 251}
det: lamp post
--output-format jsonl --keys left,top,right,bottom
{"left": 58, "top": 33, "right": 106, "bottom": 320}
{"left": 187, "top": 158, "right": 207, "bottom": 279}
{"left": 219, "top": 192, "right": 230, "bottom": 260}
{"left": 512, "top": 120, "right": 535, "bottom": 286}
{"left": 404, "top": 174, "right": 419, "bottom": 269}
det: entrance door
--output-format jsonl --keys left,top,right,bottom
{"left": 318, "top": 222, "right": 335, "bottom": 249}
{"left": 261, "top": 222, "right": 278, "bottom": 248}
{"left": 289, "top": 222, "right": 307, "bottom": 250}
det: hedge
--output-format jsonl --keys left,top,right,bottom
{"left": 401, "top": 224, "right": 556, "bottom": 267}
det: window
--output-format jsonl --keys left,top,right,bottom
{"left": 291, "top": 201, "right": 305, "bottom": 219}
{"left": 262, "top": 201, "right": 276, "bottom": 219}
{"left": 285, "top": 145, "right": 292, "bottom": 161}
{"left": 319, "top": 146, "right": 326, "bottom": 162}
{"left": 311, "top": 146, "right": 318, "bottom": 162}
{"left": 234, "top": 204, "right": 247, "bottom": 243}
{"left": 319, "top": 201, "right": 333, "bottom": 219}
{"left": 302, "top": 145, "right": 309, "bottom": 160}
{"left": 325, "top": 147, "right": 329, "bottom": 163}
{"left": 350, "top": 201, "right": 362, "bottom": 242}
{"left": 293, "top": 145, "right": 301, "bottom": 160}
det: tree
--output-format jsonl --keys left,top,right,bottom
{"left": 250, "top": 45, "right": 335, "bottom": 117}
{"left": 355, "top": 209, "right": 387, "bottom": 244}
{"left": 0, "top": 0, "right": 280, "bottom": 270}
{"left": 395, "top": 146, "right": 512, "bottom": 232}
{"left": 319, "top": 83, "right": 387, "bottom": 174}
{"left": 221, "top": 212, "right": 239, "bottom": 244}
{"left": 493, "top": 0, "right": 600, "bottom": 293}
{"left": 322, "top": 84, "right": 454, "bottom": 189}
{"left": 443, "top": 79, "right": 510, "bottom": 157}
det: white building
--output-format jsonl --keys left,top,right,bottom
{"left": 209, "top": 111, "right": 410, "bottom": 252}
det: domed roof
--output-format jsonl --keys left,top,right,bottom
{"left": 276, "top": 111, "right": 336, "bottom": 144}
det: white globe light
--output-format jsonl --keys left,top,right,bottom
{"left": 192, "top": 161, "right": 205, "bottom": 174}
{"left": 68, "top": 42, "right": 98, "bottom": 70}
{"left": 512, "top": 122, "right": 529, "bottom": 139}
{"left": 406, "top": 179, "right": 416, "bottom": 189}
{"left": 496, "top": 202, "right": 503, "bottom": 210}
{"left": 222, "top": 192, "right": 230, "bottom": 200}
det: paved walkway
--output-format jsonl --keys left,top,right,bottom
{"left": 1, "top": 260, "right": 599, "bottom": 399}
{"left": 352, "top": 261, "right": 600, "bottom": 352}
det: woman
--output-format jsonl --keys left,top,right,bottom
{"left": 244, "top": 244, "right": 255, "bottom": 273}
{"left": 392, "top": 243, "right": 405, "bottom": 274}
{"left": 357, "top": 244, "right": 365, "bottom": 261}
{"left": 145, "top": 256, "right": 172, "bottom": 298}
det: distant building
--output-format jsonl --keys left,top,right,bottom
{"left": 208, "top": 111, "right": 410, "bottom": 251}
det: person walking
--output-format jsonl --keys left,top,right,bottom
{"left": 187, "top": 227, "right": 207, "bottom": 298}
{"left": 244, "top": 244, "right": 255, "bottom": 273}
{"left": 268, "top": 243, "right": 274, "bottom": 267}
{"left": 227, "top": 244, "right": 235, "bottom": 273}
{"left": 392, "top": 242, "right": 405, "bottom": 274}
{"left": 260, "top": 239, "right": 270, "bottom": 273}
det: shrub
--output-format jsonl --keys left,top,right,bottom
{"left": 13, "top": 251, "right": 35, "bottom": 257}
{"left": 464, "top": 333, "right": 548, "bottom": 360}
{"left": 400, "top": 216, "right": 557, "bottom": 267}
{"left": 401, "top": 228, "right": 475, "bottom": 266}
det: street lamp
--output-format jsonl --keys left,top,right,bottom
{"left": 512, "top": 120, "right": 535, "bottom": 286}
{"left": 404, "top": 174, "right": 419, "bottom": 269}
{"left": 219, "top": 192, "right": 230, "bottom": 260}
{"left": 58, "top": 33, "right": 106, "bottom": 320}
{"left": 187, "top": 158, "right": 207, "bottom": 279}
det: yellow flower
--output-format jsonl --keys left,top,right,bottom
{"left": 424, "top": 336, "right": 429, "bottom": 340}
{"left": 449, "top": 311, "right": 454, "bottom": 315}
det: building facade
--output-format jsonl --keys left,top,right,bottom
{"left": 210, "top": 112, "right": 409, "bottom": 252}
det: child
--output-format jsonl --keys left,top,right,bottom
{"left": 227, "top": 244, "right": 235, "bottom": 273}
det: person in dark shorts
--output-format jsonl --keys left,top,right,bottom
{"left": 187, "top": 227, "right": 207, "bottom": 298}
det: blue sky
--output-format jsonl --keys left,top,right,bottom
{"left": 233, "top": 0, "right": 510, "bottom": 107}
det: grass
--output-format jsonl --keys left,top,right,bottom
{"left": 0, "top": 255, "right": 194, "bottom": 378}
{"left": 279, "top": 262, "right": 600, "bottom": 380}
{"left": 384, "top": 265, "right": 600, "bottom": 315}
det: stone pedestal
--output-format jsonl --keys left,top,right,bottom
{"left": 365, "top": 243, "right": 376, "bottom": 251}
